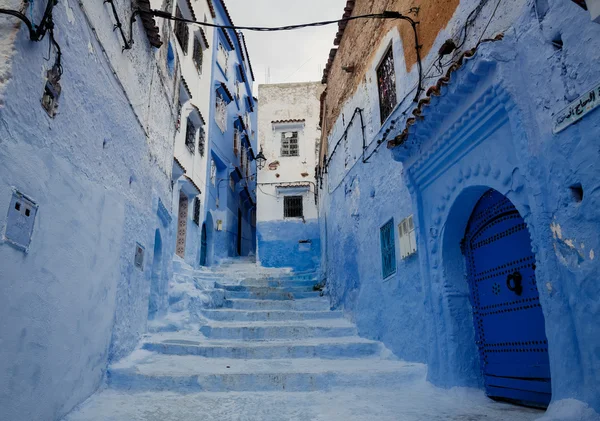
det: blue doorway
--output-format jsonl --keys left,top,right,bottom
{"left": 200, "top": 223, "right": 207, "bottom": 266}
{"left": 464, "top": 189, "right": 551, "bottom": 408}
{"left": 148, "top": 229, "right": 163, "bottom": 320}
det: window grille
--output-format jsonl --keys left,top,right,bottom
{"left": 240, "top": 146, "right": 246, "bottom": 175}
{"left": 235, "top": 80, "right": 241, "bottom": 99}
{"left": 229, "top": 173, "right": 235, "bottom": 191}
{"left": 380, "top": 218, "right": 396, "bottom": 278}
{"left": 193, "top": 197, "right": 201, "bottom": 225}
{"left": 217, "top": 42, "right": 229, "bottom": 75}
{"left": 198, "top": 126, "right": 205, "bottom": 156}
{"left": 193, "top": 36, "right": 203, "bottom": 73}
{"left": 281, "top": 131, "right": 299, "bottom": 157}
{"left": 174, "top": 7, "right": 189, "bottom": 54}
{"left": 376, "top": 46, "right": 397, "bottom": 123}
{"left": 185, "top": 118, "right": 196, "bottom": 154}
{"left": 233, "top": 129, "right": 240, "bottom": 156}
{"left": 284, "top": 195, "right": 303, "bottom": 218}
{"left": 245, "top": 153, "right": 250, "bottom": 178}
{"left": 210, "top": 159, "right": 216, "bottom": 186}
{"left": 244, "top": 112, "right": 251, "bottom": 132}
{"left": 215, "top": 94, "right": 227, "bottom": 132}
{"left": 176, "top": 100, "right": 183, "bottom": 131}
{"left": 399, "top": 215, "right": 417, "bottom": 259}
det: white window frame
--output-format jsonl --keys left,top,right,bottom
{"left": 210, "top": 159, "right": 216, "bottom": 186}
{"left": 215, "top": 94, "right": 227, "bottom": 133}
{"left": 399, "top": 215, "right": 417, "bottom": 259}
{"left": 217, "top": 42, "right": 229, "bottom": 76}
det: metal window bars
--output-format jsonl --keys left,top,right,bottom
{"left": 376, "top": 46, "right": 397, "bottom": 123}
{"left": 281, "top": 131, "right": 299, "bottom": 157}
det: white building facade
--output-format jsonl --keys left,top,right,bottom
{"left": 256, "top": 82, "right": 324, "bottom": 271}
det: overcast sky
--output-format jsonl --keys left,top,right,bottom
{"left": 225, "top": 0, "right": 347, "bottom": 89}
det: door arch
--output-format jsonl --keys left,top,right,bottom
{"left": 464, "top": 189, "right": 551, "bottom": 408}
{"left": 148, "top": 229, "right": 162, "bottom": 320}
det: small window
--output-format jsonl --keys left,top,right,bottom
{"left": 233, "top": 129, "right": 240, "bottom": 156}
{"left": 380, "top": 218, "right": 396, "bottom": 279}
{"left": 229, "top": 173, "right": 235, "bottom": 191}
{"left": 281, "top": 131, "right": 299, "bottom": 157}
{"left": 193, "top": 197, "right": 201, "bottom": 225}
{"left": 174, "top": 7, "right": 189, "bottom": 54}
{"left": 376, "top": 46, "right": 397, "bottom": 123}
{"left": 240, "top": 146, "right": 246, "bottom": 175}
{"left": 193, "top": 36, "right": 203, "bottom": 73}
{"left": 399, "top": 215, "right": 417, "bottom": 259}
{"left": 284, "top": 195, "right": 303, "bottom": 218}
{"left": 198, "top": 126, "right": 205, "bottom": 156}
{"left": 217, "top": 42, "right": 229, "bottom": 75}
{"left": 215, "top": 94, "right": 227, "bottom": 133}
{"left": 185, "top": 118, "right": 196, "bottom": 154}
{"left": 210, "top": 159, "right": 216, "bottom": 186}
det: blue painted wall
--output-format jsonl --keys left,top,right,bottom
{"left": 203, "top": 0, "right": 256, "bottom": 264}
{"left": 0, "top": 1, "right": 176, "bottom": 419}
{"left": 387, "top": 0, "right": 600, "bottom": 413}
{"left": 257, "top": 219, "right": 321, "bottom": 272}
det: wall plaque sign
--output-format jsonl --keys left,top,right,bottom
{"left": 553, "top": 82, "right": 600, "bottom": 133}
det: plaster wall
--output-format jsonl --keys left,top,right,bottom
{"left": 387, "top": 0, "right": 600, "bottom": 413}
{"left": 0, "top": 0, "right": 177, "bottom": 418}
{"left": 257, "top": 83, "right": 323, "bottom": 271}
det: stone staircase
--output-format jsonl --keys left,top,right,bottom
{"left": 108, "top": 260, "right": 423, "bottom": 394}
{"left": 64, "top": 259, "right": 429, "bottom": 420}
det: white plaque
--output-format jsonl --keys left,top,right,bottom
{"left": 553, "top": 82, "right": 600, "bottom": 134}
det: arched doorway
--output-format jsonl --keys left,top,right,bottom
{"left": 148, "top": 229, "right": 162, "bottom": 320}
{"left": 200, "top": 223, "right": 208, "bottom": 266}
{"left": 463, "top": 189, "right": 551, "bottom": 408}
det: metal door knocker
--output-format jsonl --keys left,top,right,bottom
{"left": 506, "top": 271, "right": 523, "bottom": 296}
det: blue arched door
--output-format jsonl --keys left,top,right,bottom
{"left": 464, "top": 189, "right": 551, "bottom": 408}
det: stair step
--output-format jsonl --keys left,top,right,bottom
{"left": 224, "top": 298, "right": 330, "bottom": 311}
{"left": 202, "top": 309, "right": 342, "bottom": 322}
{"left": 239, "top": 278, "right": 319, "bottom": 288}
{"left": 199, "top": 319, "right": 357, "bottom": 340}
{"left": 215, "top": 283, "right": 316, "bottom": 293}
{"left": 225, "top": 290, "right": 322, "bottom": 300}
{"left": 108, "top": 351, "right": 423, "bottom": 392}
{"left": 142, "top": 335, "right": 382, "bottom": 359}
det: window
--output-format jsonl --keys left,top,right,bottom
{"left": 233, "top": 129, "right": 240, "bottom": 156}
{"left": 244, "top": 112, "right": 251, "bottom": 133}
{"left": 376, "top": 46, "right": 397, "bottom": 123}
{"left": 284, "top": 196, "right": 303, "bottom": 218}
{"left": 399, "top": 215, "right": 417, "bottom": 259}
{"left": 176, "top": 100, "right": 183, "bottom": 131}
{"left": 217, "top": 42, "right": 229, "bottom": 75}
{"left": 380, "top": 218, "right": 396, "bottom": 278}
{"left": 210, "top": 159, "right": 216, "bottom": 186}
{"left": 193, "top": 197, "right": 201, "bottom": 225}
{"left": 281, "top": 131, "right": 299, "bottom": 157}
{"left": 185, "top": 118, "right": 196, "bottom": 154}
{"left": 245, "top": 152, "right": 250, "bottom": 178}
{"left": 192, "top": 36, "right": 203, "bottom": 73}
{"left": 174, "top": 7, "right": 189, "bottom": 54}
{"left": 240, "top": 146, "right": 246, "bottom": 175}
{"left": 198, "top": 126, "right": 205, "bottom": 156}
{"left": 215, "top": 94, "right": 227, "bottom": 132}
{"left": 229, "top": 173, "right": 235, "bottom": 191}
{"left": 235, "top": 80, "right": 241, "bottom": 99}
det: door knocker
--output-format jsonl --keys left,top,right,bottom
{"left": 506, "top": 271, "right": 523, "bottom": 296}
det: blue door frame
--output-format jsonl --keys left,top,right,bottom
{"left": 200, "top": 223, "right": 208, "bottom": 266}
{"left": 464, "top": 189, "right": 551, "bottom": 408}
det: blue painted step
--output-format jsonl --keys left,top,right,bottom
{"left": 201, "top": 309, "right": 342, "bottom": 322}
{"left": 215, "top": 283, "right": 317, "bottom": 293}
{"left": 142, "top": 336, "right": 382, "bottom": 359}
{"left": 239, "top": 279, "right": 319, "bottom": 288}
{"left": 107, "top": 352, "right": 423, "bottom": 392}
{"left": 199, "top": 320, "right": 357, "bottom": 340}
{"left": 223, "top": 298, "right": 331, "bottom": 311}
{"left": 225, "top": 290, "right": 322, "bottom": 300}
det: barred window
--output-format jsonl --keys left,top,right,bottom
{"left": 174, "top": 7, "right": 189, "bottom": 54}
{"left": 284, "top": 196, "right": 303, "bottom": 218}
{"left": 193, "top": 197, "right": 201, "bottom": 225}
{"left": 233, "top": 129, "right": 240, "bottom": 156}
{"left": 217, "top": 42, "right": 229, "bottom": 75}
{"left": 281, "top": 131, "right": 299, "bottom": 157}
{"left": 240, "top": 146, "right": 246, "bottom": 175}
{"left": 376, "top": 46, "right": 397, "bottom": 123}
{"left": 198, "top": 126, "right": 205, "bottom": 156}
{"left": 210, "top": 159, "right": 216, "bottom": 186}
{"left": 192, "top": 36, "right": 203, "bottom": 73}
{"left": 215, "top": 94, "right": 227, "bottom": 132}
{"left": 185, "top": 118, "right": 196, "bottom": 154}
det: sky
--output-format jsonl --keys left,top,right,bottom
{"left": 225, "top": 0, "right": 348, "bottom": 88}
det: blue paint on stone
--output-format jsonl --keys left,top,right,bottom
{"left": 257, "top": 219, "right": 320, "bottom": 271}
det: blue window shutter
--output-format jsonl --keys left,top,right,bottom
{"left": 380, "top": 219, "right": 396, "bottom": 278}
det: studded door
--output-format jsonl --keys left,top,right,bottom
{"left": 176, "top": 193, "right": 188, "bottom": 258}
{"left": 464, "top": 189, "right": 551, "bottom": 408}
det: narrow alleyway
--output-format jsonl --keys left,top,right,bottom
{"left": 64, "top": 260, "right": 544, "bottom": 421}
